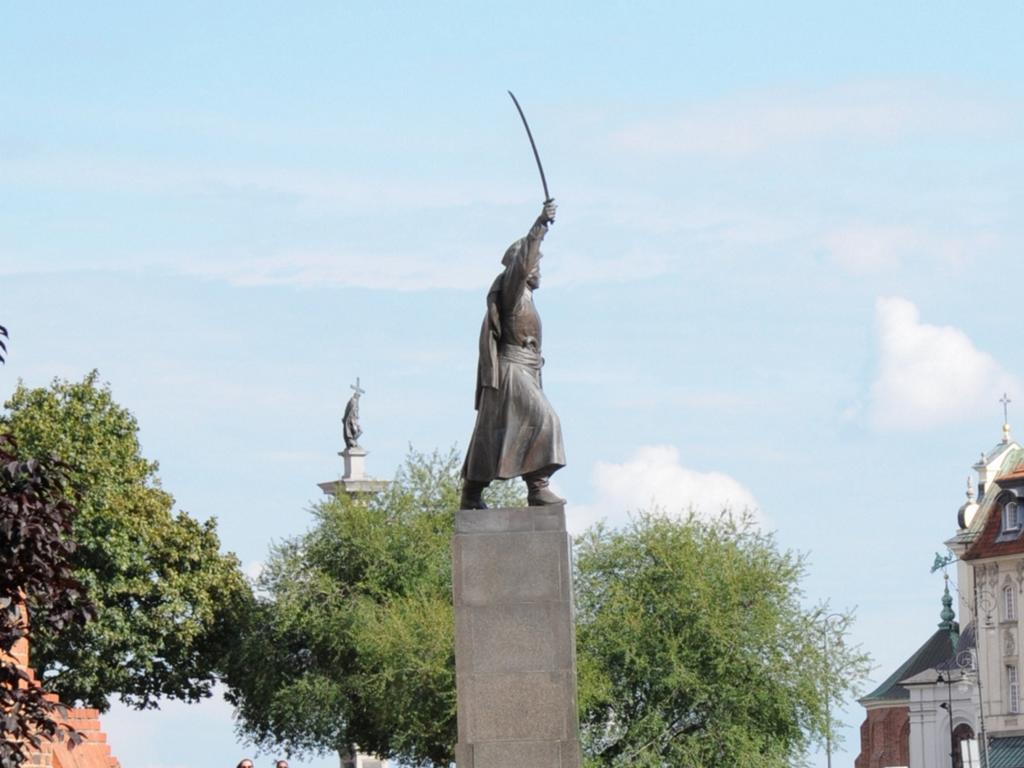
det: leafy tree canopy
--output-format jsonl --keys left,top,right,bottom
{"left": 226, "top": 450, "right": 868, "bottom": 768}
{"left": 224, "top": 448, "right": 523, "bottom": 766}
{"left": 575, "top": 512, "right": 870, "bottom": 768}
{"left": 1, "top": 371, "right": 252, "bottom": 711}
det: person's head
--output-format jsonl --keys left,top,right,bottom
{"left": 236, "top": 760, "right": 253, "bottom": 768}
{"left": 502, "top": 238, "right": 523, "bottom": 268}
{"left": 275, "top": 761, "right": 288, "bottom": 768}
{"left": 502, "top": 237, "right": 543, "bottom": 289}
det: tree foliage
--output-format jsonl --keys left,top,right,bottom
{"left": 226, "top": 450, "right": 868, "bottom": 768}
{"left": 575, "top": 511, "right": 870, "bottom": 768}
{"left": 1, "top": 372, "right": 252, "bottom": 710}
{"left": 0, "top": 434, "right": 94, "bottom": 768}
{"left": 224, "top": 448, "right": 523, "bottom": 766}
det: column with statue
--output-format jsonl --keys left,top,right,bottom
{"left": 318, "top": 378, "right": 389, "bottom": 497}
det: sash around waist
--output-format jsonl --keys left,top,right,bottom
{"left": 499, "top": 344, "right": 543, "bottom": 368}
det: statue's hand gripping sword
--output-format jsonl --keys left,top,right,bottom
{"left": 507, "top": 91, "right": 553, "bottom": 210}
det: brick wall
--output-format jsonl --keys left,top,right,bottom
{"left": 855, "top": 705, "right": 910, "bottom": 768}
{"left": 2, "top": 628, "right": 120, "bottom": 768}
{"left": 48, "top": 706, "right": 121, "bottom": 768}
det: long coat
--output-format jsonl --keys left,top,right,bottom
{"left": 462, "top": 218, "right": 565, "bottom": 482}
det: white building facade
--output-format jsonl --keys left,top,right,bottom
{"left": 857, "top": 423, "right": 1024, "bottom": 768}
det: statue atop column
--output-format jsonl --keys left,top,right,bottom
{"left": 460, "top": 200, "right": 566, "bottom": 509}
{"left": 343, "top": 378, "right": 364, "bottom": 449}
{"left": 319, "top": 377, "right": 388, "bottom": 497}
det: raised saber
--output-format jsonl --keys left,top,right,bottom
{"left": 507, "top": 90, "right": 553, "bottom": 204}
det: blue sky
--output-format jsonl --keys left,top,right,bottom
{"left": 4, "top": 3, "right": 1024, "bottom": 766}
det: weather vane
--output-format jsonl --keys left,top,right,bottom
{"left": 931, "top": 550, "right": 956, "bottom": 573}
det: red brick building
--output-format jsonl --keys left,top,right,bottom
{"left": 4, "top": 632, "right": 121, "bottom": 768}
{"left": 855, "top": 605, "right": 958, "bottom": 768}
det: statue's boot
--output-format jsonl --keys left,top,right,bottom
{"left": 525, "top": 472, "right": 565, "bottom": 506}
{"left": 460, "top": 480, "right": 489, "bottom": 510}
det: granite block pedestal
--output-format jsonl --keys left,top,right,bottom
{"left": 452, "top": 504, "right": 581, "bottom": 768}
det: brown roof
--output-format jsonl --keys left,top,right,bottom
{"left": 1000, "top": 465, "right": 1024, "bottom": 486}
{"left": 964, "top": 446, "right": 1024, "bottom": 560}
{"left": 963, "top": 499, "right": 1023, "bottom": 559}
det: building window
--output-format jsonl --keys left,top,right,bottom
{"left": 1003, "top": 501, "right": 1021, "bottom": 533}
{"left": 1009, "top": 665, "right": 1020, "bottom": 714}
{"left": 1006, "top": 585, "right": 1018, "bottom": 622}
{"left": 953, "top": 724, "right": 977, "bottom": 768}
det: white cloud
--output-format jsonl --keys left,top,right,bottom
{"left": 0, "top": 243, "right": 495, "bottom": 292}
{"left": 869, "top": 296, "right": 1017, "bottom": 429}
{"left": 824, "top": 225, "right": 919, "bottom": 273}
{"left": 177, "top": 249, "right": 491, "bottom": 291}
{"left": 179, "top": 238, "right": 687, "bottom": 292}
{"left": 570, "top": 445, "right": 761, "bottom": 534}
{"left": 544, "top": 245, "right": 676, "bottom": 287}
{"left": 614, "top": 81, "right": 1010, "bottom": 159}
{"left": 824, "top": 225, "right": 999, "bottom": 274}
{"left": 4, "top": 154, "right": 484, "bottom": 213}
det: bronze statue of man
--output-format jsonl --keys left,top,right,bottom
{"left": 342, "top": 380, "right": 363, "bottom": 449}
{"left": 461, "top": 200, "right": 565, "bottom": 509}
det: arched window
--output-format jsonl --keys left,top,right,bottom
{"left": 1005, "top": 584, "right": 1018, "bottom": 622}
{"left": 1003, "top": 500, "right": 1021, "bottom": 533}
{"left": 952, "top": 723, "right": 976, "bottom": 768}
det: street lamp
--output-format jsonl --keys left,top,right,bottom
{"left": 821, "top": 612, "right": 844, "bottom": 768}
{"left": 974, "top": 579, "right": 995, "bottom": 768}
{"left": 937, "top": 672, "right": 955, "bottom": 768}
{"left": 938, "top": 649, "right": 985, "bottom": 768}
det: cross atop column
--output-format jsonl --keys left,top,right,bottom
{"left": 1001, "top": 392, "right": 1013, "bottom": 444}
{"left": 351, "top": 377, "right": 365, "bottom": 397}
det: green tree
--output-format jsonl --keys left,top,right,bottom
{"left": 575, "top": 511, "right": 870, "bottom": 768}
{"left": 224, "top": 448, "right": 523, "bottom": 767}
{"left": 1, "top": 372, "right": 252, "bottom": 711}
{"left": 226, "top": 451, "right": 867, "bottom": 768}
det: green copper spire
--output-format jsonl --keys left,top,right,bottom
{"left": 939, "top": 574, "right": 960, "bottom": 650}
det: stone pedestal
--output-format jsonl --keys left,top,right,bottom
{"left": 341, "top": 751, "right": 388, "bottom": 768}
{"left": 343, "top": 446, "right": 367, "bottom": 478}
{"left": 318, "top": 446, "right": 389, "bottom": 497}
{"left": 452, "top": 505, "right": 581, "bottom": 768}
